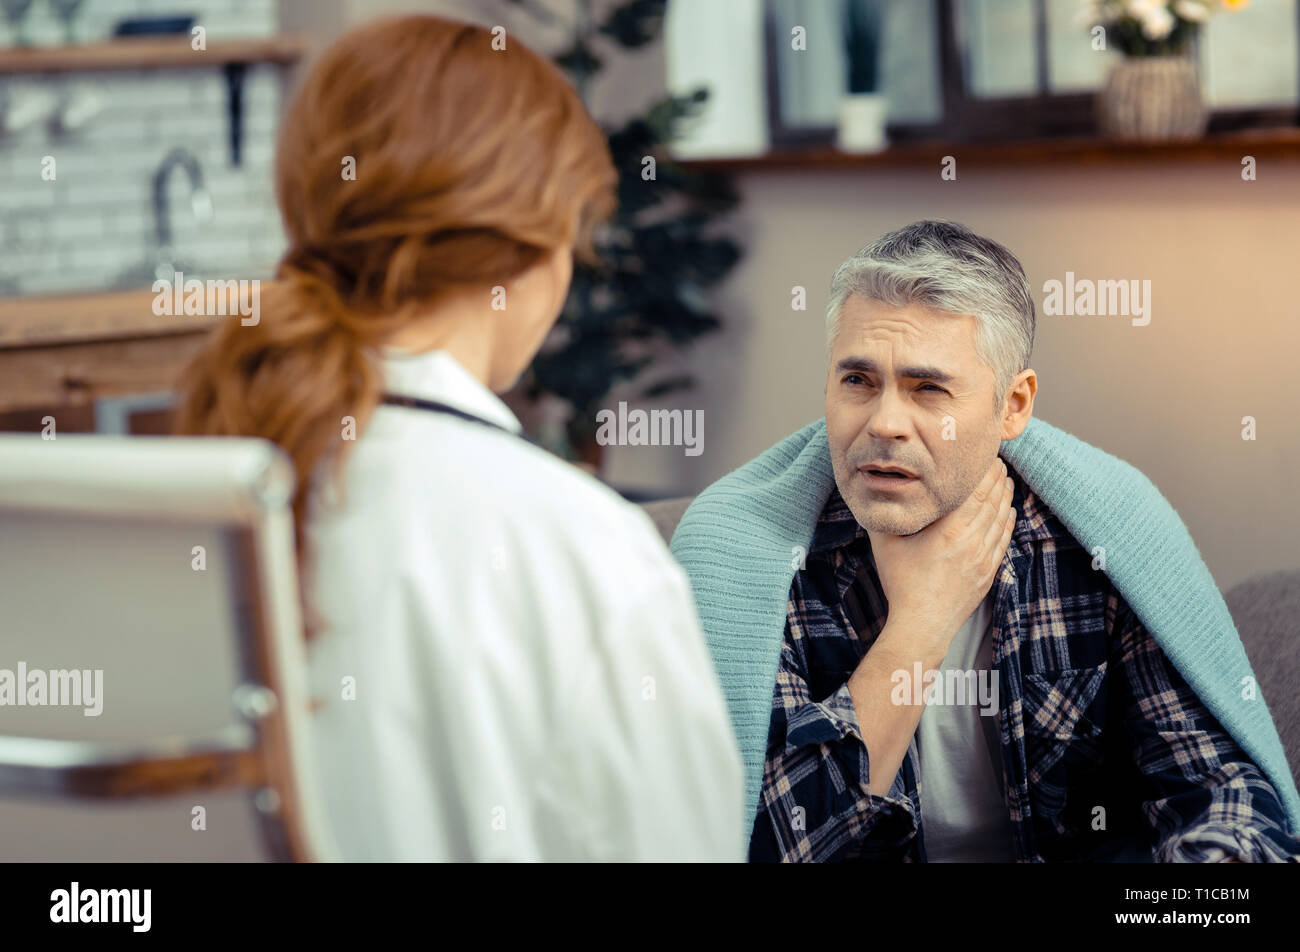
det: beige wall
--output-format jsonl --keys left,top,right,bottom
{"left": 602, "top": 157, "right": 1300, "bottom": 592}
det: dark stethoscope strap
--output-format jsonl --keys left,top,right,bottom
{"left": 380, "top": 393, "right": 524, "bottom": 440}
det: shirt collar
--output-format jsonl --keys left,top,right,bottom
{"left": 808, "top": 460, "right": 1062, "bottom": 559}
{"left": 374, "top": 346, "right": 523, "bottom": 435}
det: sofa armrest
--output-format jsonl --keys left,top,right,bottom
{"left": 639, "top": 496, "right": 695, "bottom": 546}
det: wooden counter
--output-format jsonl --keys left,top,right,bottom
{"left": 0, "top": 287, "right": 225, "bottom": 414}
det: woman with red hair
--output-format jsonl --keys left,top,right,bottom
{"left": 176, "top": 15, "right": 742, "bottom": 861}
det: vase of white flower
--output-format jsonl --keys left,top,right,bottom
{"left": 1087, "top": 0, "right": 1245, "bottom": 142}
{"left": 1098, "top": 55, "right": 1206, "bottom": 140}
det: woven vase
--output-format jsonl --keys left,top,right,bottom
{"left": 1097, "top": 55, "right": 1207, "bottom": 141}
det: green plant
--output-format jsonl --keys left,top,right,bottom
{"left": 504, "top": 0, "right": 742, "bottom": 462}
{"left": 844, "top": 0, "right": 883, "bottom": 94}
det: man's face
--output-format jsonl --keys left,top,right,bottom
{"left": 825, "top": 295, "right": 1005, "bottom": 536}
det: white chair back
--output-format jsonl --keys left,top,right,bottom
{"left": 0, "top": 435, "right": 337, "bottom": 861}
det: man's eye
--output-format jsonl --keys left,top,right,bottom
{"left": 844, "top": 374, "right": 868, "bottom": 386}
{"left": 920, "top": 384, "right": 946, "bottom": 393}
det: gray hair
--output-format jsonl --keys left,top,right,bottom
{"left": 825, "top": 220, "right": 1035, "bottom": 410}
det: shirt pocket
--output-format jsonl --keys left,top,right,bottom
{"left": 1021, "top": 664, "right": 1110, "bottom": 836}
{"left": 1021, "top": 662, "right": 1107, "bottom": 780}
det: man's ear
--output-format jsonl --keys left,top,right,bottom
{"left": 999, "top": 369, "right": 1037, "bottom": 441}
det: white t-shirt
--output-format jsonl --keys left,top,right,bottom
{"left": 301, "top": 347, "right": 745, "bottom": 861}
{"left": 915, "top": 589, "right": 1017, "bottom": 861}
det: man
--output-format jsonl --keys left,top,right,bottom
{"left": 674, "top": 220, "right": 1300, "bottom": 862}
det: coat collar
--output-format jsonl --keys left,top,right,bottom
{"left": 375, "top": 346, "right": 523, "bottom": 435}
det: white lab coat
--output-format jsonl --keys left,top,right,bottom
{"left": 302, "top": 347, "right": 745, "bottom": 861}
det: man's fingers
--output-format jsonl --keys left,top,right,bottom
{"left": 975, "top": 456, "right": 1005, "bottom": 501}
{"left": 966, "top": 457, "right": 1009, "bottom": 537}
{"left": 982, "top": 478, "right": 1013, "bottom": 554}
{"left": 988, "top": 505, "right": 1015, "bottom": 581}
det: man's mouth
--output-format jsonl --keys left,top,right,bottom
{"left": 863, "top": 464, "right": 917, "bottom": 478}
{"left": 860, "top": 465, "right": 920, "bottom": 486}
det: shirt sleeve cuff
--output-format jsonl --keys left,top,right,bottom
{"left": 1156, "top": 824, "right": 1300, "bottom": 863}
{"left": 784, "top": 681, "right": 863, "bottom": 754}
{"left": 848, "top": 791, "right": 922, "bottom": 859}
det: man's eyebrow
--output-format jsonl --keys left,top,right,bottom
{"left": 834, "top": 356, "right": 956, "bottom": 384}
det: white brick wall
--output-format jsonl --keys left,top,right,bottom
{"left": 0, "top": 0, "right": 285, "bottom": 298}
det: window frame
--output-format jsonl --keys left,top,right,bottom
{"left": 763, "top": 0, "right": 1300, "bottom": 149}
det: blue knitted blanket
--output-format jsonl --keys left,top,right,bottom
{"left": 669, "top": 416, "right": 1300, "bottom": 840}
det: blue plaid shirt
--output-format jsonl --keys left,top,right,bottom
{"left": 750, "top": 462, "right": 1300, "bottom": 862}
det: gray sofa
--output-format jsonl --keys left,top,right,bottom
{"left": 640, "top": 496, "right": 1300, "bottom": 787}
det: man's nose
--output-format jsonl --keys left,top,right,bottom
{"left": 864, "top": 384, "right": 910, "bottom": 440}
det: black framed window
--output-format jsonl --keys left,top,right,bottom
{"left": 763, "top": 0, "right": 1300, "bottom": 148}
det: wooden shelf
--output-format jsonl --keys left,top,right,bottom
{"left": 679, "top": 127, "right": 1300, "bottom": 172}
{"left": 0, "top": 35, "right": 311, "bottom": 75}
{"left": 0, "top": 286, "right": 226, "bottom": 350}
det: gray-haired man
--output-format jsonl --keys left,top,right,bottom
{"left": 738, "top": 220, "right": 1298, "bottom": 862}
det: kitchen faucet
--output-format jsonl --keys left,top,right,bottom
{"left": 150, "top": 147, "right": 213, "bottom": 282}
